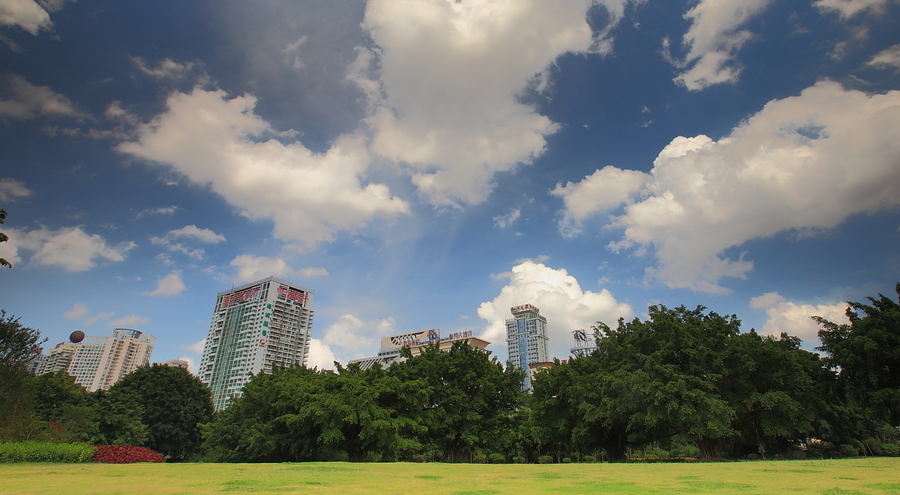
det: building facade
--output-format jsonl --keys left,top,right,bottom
{"left": 505, "top": 304, "right": 549, "bottom": 390}
{"left": 199, "top": 276, "right": 314, "bottom": 410}
{"left": 38, "top": 329, "right": 156, "bottom": 392}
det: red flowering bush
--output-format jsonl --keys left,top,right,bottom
{"left": 91, "top": 445, "right": 166, "bottom": 463}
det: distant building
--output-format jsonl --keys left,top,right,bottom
{"left": 37, "top": 329, "right": 155, "bottom": 392}
{"left": 162, "top": 359, "right": 190, "bottom": 370}
{"left": 66, "top": 328, "right": 155, "bottom": 392}
{"left": 505, "top": 304, "right": 549, "bottom": 390}
{"left": 199, "top": 276, "right": 314, "bottom": 411}
{"left": 348, "top": 328, "right": 440, "bottom": 370}
{"left": 348, "top": 329, "right": 491, "bottom": 370}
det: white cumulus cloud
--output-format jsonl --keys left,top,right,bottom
{"left": 555, "top": 81, "right": 900, "bottom": 293}
{"left": 143, "top": 270, "right": 187, "bottom": 297}
{"left": 750, "top": 292, "right": 850, "bottom": 345}
{"left": 669, "top": 0, "right": 773, "bottom": 90}
{"left": 150, "top": 225, "right": 225, "bottom": 260}
{"left": 117, "top": 88, "right": 409, "bottom": 250}
{"left": 0, "top": 0, "right": 51, "bottom": 34}
{"left": 0, "top": 75, "right": 86, "bottom": 119}
{"left": 0, "top": 178, "right": 33, "bottom": 202}
{"left": 493, "top": 209, "right": 521, "bottom": 229}
{"left": 477, "top": 259, "right": 634, "bottom": 363}
{"left": 814, "top": 0, "right": 893, "bottom": 18}
{"left": 867, "top": 43, "right": 900, "bottom": 69}
{"left": 3, "top": 225, "right": 136, "bottom": 271}
{"left": 305, "top": 338, "right": 338, "bottom": 371}
{"left": 229, "top": 254, "right": 328, "bottom": 284}
{"left": 355, "top": 0, "right": 631, "bottom": 208}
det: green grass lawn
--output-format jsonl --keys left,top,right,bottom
{"left": 3, "top": 458, "right": 899, "bottom": 494}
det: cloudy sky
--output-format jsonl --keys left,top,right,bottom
{"left": 1, "top": 0, "right": 898, "bottom": 372}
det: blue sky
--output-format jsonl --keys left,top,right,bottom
{"left": 1, "top": 0, "right": 899, "bottom": 372}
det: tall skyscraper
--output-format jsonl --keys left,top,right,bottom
{"left": 199, "top": 276, "right": 314, "bottom": 410}
{"left": 505, "top": 304, "right": 549, "bottom": 390}
{"left": 37, "top": 329, "right": 156, "bottom": 392}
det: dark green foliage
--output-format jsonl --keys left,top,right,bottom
{"left": 816, "top": 284, "right": 900, "bottom": 427}
{"left": 0, "top": 312, "right": 45, "bottom": 441}
{"left": 388, "top": 341, "right": 525, "bottom": 462}
{"left": 0, "top": 208, "right": 11, "bottom": 268}
{"left": 107, "top": 364, "right": 213, "bottom": 461}
{"left": 531, "top": 305, "right": 823, "bottom": 461}
{"left": 204, "top": 342, "right": 524, "bottom": 463}
{"left": 31, "top": 371, "right": 96, "bottom": 443}
{"left": 204, "top": 364, "right": 423, "bottom": 462}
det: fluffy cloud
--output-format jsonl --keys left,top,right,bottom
{"left": 150, "top": 225, "right": 225, "bottom": 260}
{"left": 132, "top": 57, "right": 196, "bottom": 80}
{"left": 555, "top": 81, "right": 900, "bottom": 293}
{"left": 867, "top": 43, "right": 900, "bottom": 69}
{"left": 63, "top": 303, "right": 113, "bottom": 326}
{"left": 669, "top": 0, "right": 773, "bottom": 90}
{"left": 0, "top": 178, "right": 33, "bottom": 202}
{"left": 552, "top": 166, "right": 648, "bottom": 236}
{"left": 311, "top": 314, "right": 399, "bottom": 369}
{"left": 63, "top": 302, "right": 88, "bottom": 320}
{"left": 117, "top": 88, "right": 409, "bottom": 249}
{"left": 750, "top": 292, "right": 849, "bottom": 345}
{"left": 2, "top": 226, "right": 135, "bottom": 271}
{"left": 306, "top": 338, "right": 338, "bottom": 371}
{"left": 493, "top": 209, "right": 521, "bottom": 229}
{"left": 0, "top": 0, "right": 51, "bottom": 34}
{"left": 356, "top": 0, "right": 631, "bottom": 207}
{"left": 814, "top": 0, "right": 893, "bottom": 18}
{"left": 477, "top": 260, "right": 634, "bottom": 362}
{"left": 143, "top": 270, "right": 187, "bottom": 297}
{"left": 229, "top": 254, "right": 328, "bottom": 284}
{"left": 0, "top": 75, "right": 85, "bottom": 119}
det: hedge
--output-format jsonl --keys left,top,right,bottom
{"left": 0, "top": 442, "right": 95, "bottom": 463}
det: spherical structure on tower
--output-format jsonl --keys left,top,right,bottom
{"left": 69, "top": 330, "right": 85, "bottom": 343}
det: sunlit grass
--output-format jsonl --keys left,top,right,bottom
{"left": 3, "top": 458, "right": 899, "bottom": 494}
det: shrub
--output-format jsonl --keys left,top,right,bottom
{"left": 488, "top": 453, "right": 505, "bottom": 464}
{"left": 562, "top": 457, "right": 572, "bottom": 463}
{"left": 882, "top": 443, "right": 900, "bottom": 457}
{"left": 583, "top": 455, "right": 596, "bottom": 463}
{"left": 0, "top": 442, "right": 95, "bottom": 463}
{"left": 840, "top": 444, "right": 860, "bottom": 457}
{"left": 91, "top": 445, "right": 166, "bottom": 463}
{"left": 538, "top": 455, "right": 553, "bottom": 464}
{"left": 512, "top": 456, "right": 526, "bottom": 464}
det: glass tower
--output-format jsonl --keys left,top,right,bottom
{"left": 199, "top": 276, "right": 314, "bottom": 410}
{"left": 505, "top": 304, "right": 549, "bottom": 390}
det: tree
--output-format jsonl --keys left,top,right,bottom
{"left": 108, "top": 364, "right": 213, "bottom": 460}
{"left": 816, "top": 284, "right": 900, "bottom": 427}
{"left": 0, "top": 208, "right": 11, "bottom": 268}
{"left": 32, "top": 371, "right": 96, "bottom": 443}
{"left": 387, "top": 341, "right": 525, "bottom": 462}
{"left": 203, "top": 364, "right": 424, "bottom": 462}
{"left": 0, "top": 311, "right": 45, "bottom": 440}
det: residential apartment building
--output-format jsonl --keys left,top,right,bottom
{"left": 199, "top": 276, "right": 314, "bottom": 410}
{"left": 37, "top": 329, "right": 155, "bottom": 392}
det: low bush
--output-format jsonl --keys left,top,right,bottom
{"left": 488, "top": 453, "right": 505, "bottom": 464}
{"left": 91, "top": 445, "right": 166, "bottom": 464}
{"left": 538, "top": 455, "right": 553, "bottom": 464}
{"left": 583, "top": 455, "right": 596, "bottom": 463}
{"left": 0, "top": 442, "right": 95, "bottom": 463}
{"left": 561, "top": 457, "right": 572, "bottom": 463}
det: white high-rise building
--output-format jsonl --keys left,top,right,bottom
{"left": 199, "top": 276, "right": 314, "bottom": 410}
{"left": 42, "top": 329, "right": 156, "bottom": 392}
{"left": 505, "top": 304, "right": 549, "bottom": 390}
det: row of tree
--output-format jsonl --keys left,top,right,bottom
{"left": 0, "top": 311, "right": 213, "bottom": 460}
{"left": 1, "top": 285, "right": 898, "bottom": 462}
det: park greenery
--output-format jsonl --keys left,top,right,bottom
{"left": 0, "top": 285, "right": 899, "bottom": 463}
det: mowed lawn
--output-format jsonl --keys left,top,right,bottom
{"left": 3, "top": 458, "right": 900, "bottom": 495}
